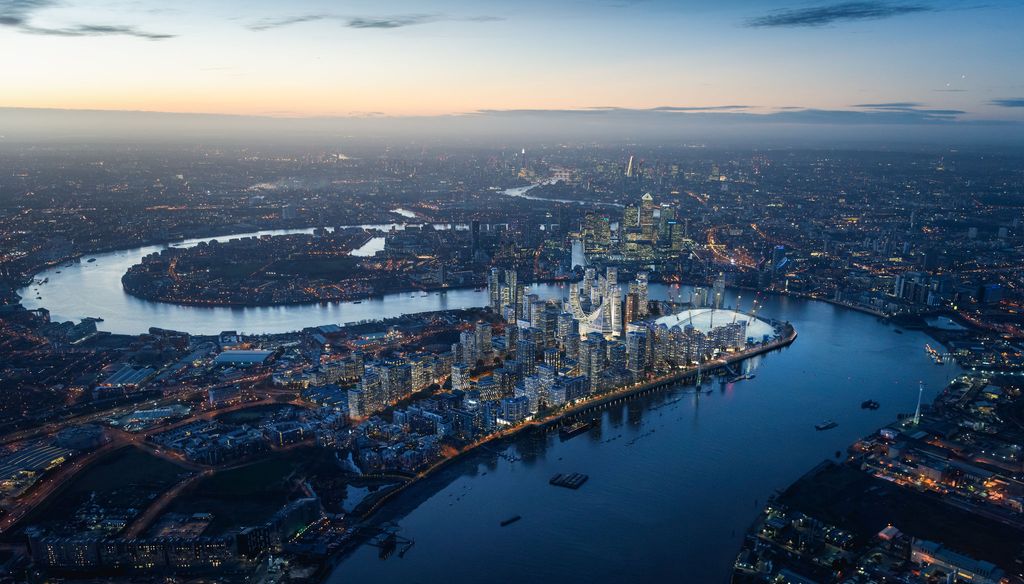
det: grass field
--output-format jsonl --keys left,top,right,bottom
{"left": 167, "top": 448, "right": 333, "bottom": 534}
{"left": 15, "top": 446, "right": 190, "bottom": 536}
{"left": 214, "top": 403, "right": 298, "bottom": 425}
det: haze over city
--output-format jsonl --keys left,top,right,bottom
{"left": 1, "top": 1, "right": 1024, "bottom": 584}
{"left": 2, "top": 0, "right": 1024, "bottom": 143}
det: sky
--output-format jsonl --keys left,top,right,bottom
{"left": 1, "top": 0, "right": 1023, "bottom": 130}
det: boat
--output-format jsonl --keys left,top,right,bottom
{"left": 549, "top": 473, "right": 589, "bottom": 489}
{"left": 87, "top": 258, "right": 96, "bottom": 262}
{"left": 500, "top": 515, "right": 522, "bottom": 527}
{"left": 376, "top": 532, "right": 397, "bottom": 559}
{"left": 861, "top": 400, "right": 880, "bottom": 410}
{"left": 559, "top": 420, "right": 592, "bottom": 439}
{"left": 352, "top": 300, "right": 362, "bottom": 304}
{"left": 815, "top": 420, "right": 838, "bottom": 431}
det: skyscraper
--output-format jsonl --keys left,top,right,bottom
{"left": 626, "top": 330, "right": 648, "bottom": 374}
{"left": 488, "top": 268, "right": 502, "bottom": 310}
{"left": 640, "top": 193, "right": 655, "bottom": 240}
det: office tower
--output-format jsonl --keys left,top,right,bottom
{"left": 635, "top": 272, "right": 649, "bottom": 317}
{"left": 640, "top": 193, "right": 655, "bottom": 240}
{"left": 504, "top": 269, "right": 519, "bottom": 311}
{"left": 451, "top": 363, "right": 472, "bottom": 392}
{"left": 543, "top": 347, "right": 561, "bottom": 371}
{"left": 516, "top": 328, "right": 537, "bottom": 375}
{"left": 557, "top": 312, "right": 580, "bottom": 361}
{"left": 459, "top": 330, "right": 478, "bottom": 364}
{"left": 624, "top": 292, "right": 640, "bottom": 326}
{"left": 658, "top": 206, "right": 675, "bottom": 244}
{"left": 580, "top": 333, "right": 606, "bottom": 393}
{"left": 488, "top": 268, "right": 502, "bottom": 309}
{"left": 669, "top": 220, "right": 684, "bottom": 251}
{"left": 623, "top": 204, "right": 639, "bottom": 231}
{"left": 474, "top": 322, "right": 492, "bottom": 356}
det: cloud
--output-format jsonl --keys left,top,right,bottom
{"left": 745, "top": 1, "right": 932, "bottom": 28}
{"left": 476, "top": 105, "right": 755, "bottom": 116}
{"left": 472, "top": 104, "right": 976, "bottom": 125}
{"left": 0, "top": 0, "right": 174, "bottom": 39}
{"left": 649, "top": 105, "right": 752, "bottom": 112}
{"left": 990, "top": 98, "right": 1024, "bottom": 108}
{"left": 850, "top": 102, "right": 964, "bottom": 118}
{"left": 248, "top": 12, "right": 503, "bottom": 31}
{"left": 347, "top": 14, "right": 438, "bottom": 29}
{"left": 0, "top": 0, "right": 55, "bottom": 26}
{"left": 248, "top": 13, "right": 332, "bottom": 32}
{"left": 22, "top": 23, "right": 175, "bottom": 39}
{"left": 852, "top": 102, "right": 923, "bottom": 108}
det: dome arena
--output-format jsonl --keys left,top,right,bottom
{"left": 653, "top": 308, "right": 776, "bottom": 340}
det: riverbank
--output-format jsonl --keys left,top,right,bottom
{"left": 732, "top": 370, "right": 1023, "bottom": 583}
{"left": 727, "top": 284, "right": 889, "bottom": 319}
{"left": 119, "top": 282, "right": 479, "bottom": 309}
{"left": 326, "top": 325, "right": 798, "bottom": 576}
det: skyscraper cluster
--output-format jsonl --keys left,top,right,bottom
{"left": 568, "top": 267, "right": 622, "bottom": 338}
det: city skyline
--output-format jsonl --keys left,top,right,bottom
{"left": 2, "top": 2, "right": 1024, "bottom": 583}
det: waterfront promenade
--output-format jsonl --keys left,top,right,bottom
{"left": 350, "top": 323, "right": 798, "bottom": 523}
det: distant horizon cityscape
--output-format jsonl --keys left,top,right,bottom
{"left": 2, "top": 1, "right": 1024, "bottom": 583}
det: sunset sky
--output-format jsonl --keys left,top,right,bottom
{"left": 1, "top": 0, "right": 1023, "bottom": 122}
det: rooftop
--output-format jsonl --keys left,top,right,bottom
{"left": 653, "top": 308, "right": 775, "bottom": 339}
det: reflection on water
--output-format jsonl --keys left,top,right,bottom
{"left": 327, "top": 299, "right": 959, "bottom": 584}
{"left": 20, "top": 231, "right": 962, "bottom": 583}
{"left": 20, "top": 227, "right": 474, "bottom": 335}
{"left": 351, "top": 237, "right": 386, "bottom": 257}
{"left": 22, "top": 229, "right": 771, "bottom": 337}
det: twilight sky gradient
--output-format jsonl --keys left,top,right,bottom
{"left": 1, "top": 0, "right": 1023, "bottom": 122}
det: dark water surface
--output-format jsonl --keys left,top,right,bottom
{"left": 328, "top": 295, "right": 957, "bottom": 584}
{"left": 21, "top": 233, "right": 957, "bottom": 582}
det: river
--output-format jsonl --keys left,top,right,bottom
{"left": 327, "top": 295, "right": 958, "bottom": 583}
{"left": 18, "top": 221, "right": 467, "bottom": 335}
{"left": 19, "top": 228, "right": 959, "bottom": 582}
{"left": 501, "top": 184, "right": 625, "bottom": 207}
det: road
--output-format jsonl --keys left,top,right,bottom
{"left": 0, "top": 392, "right": 307, "bottom": 536}
{"left": 0, "top": 437, "right": 126, "bottom": 534}
{"left": 121, "top": 469, "right": 212, "bottom": 538}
